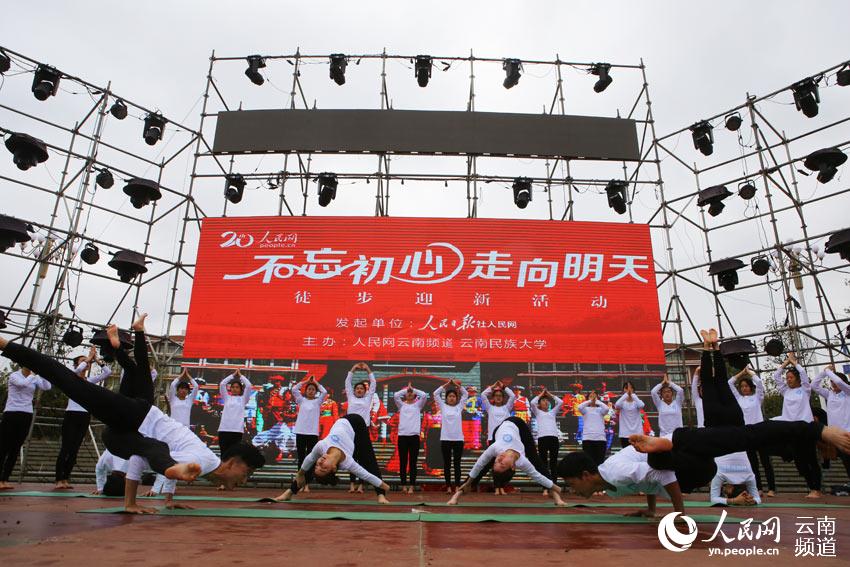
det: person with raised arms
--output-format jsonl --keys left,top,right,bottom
{"left": 529, "top": 387, "right": 564, "bottom": 487}
{"left": 393, "top": 381, "right": 429, "bottom": 494}
{"left": 292, "top": 376, "right": 328, "bottom": 493}
{"left": 728, "top": 366, "right": 775, "bottom": 496}
{"left": 650, "top": 375, "right": 684, "bottom": 437}
{"left": 434, "top": 379, "right": 469, "bottom": 493}
{"left": 343, "top": 362, "right": 376, "bottom": 493}
{"left": 614, "top": 381, "right": 645, "bottom": 447}
{"left": 477, "top": 380, "right": 516, "bottom": 494}
{"left": 0, "top": 363, "right": 51, "bottom": 490}
{"left": 811, "top": 363, "right": 850, "bottom": 481}
{"left": 217, "top": 369, "right": 254, "bottom": 457}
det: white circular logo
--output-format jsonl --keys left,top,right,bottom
{"left": 657, "top": 512, "right": 698, "bottom": 553}
{"left": 330, "top": 434, "right": 340, "bottom": 443}
{"left": 502, "top": 434, "right": 513, "bottom": 443}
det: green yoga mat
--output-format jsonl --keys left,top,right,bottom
{"left": 417, "top": 513, "right": 746, "bottom": 524}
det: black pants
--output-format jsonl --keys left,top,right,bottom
{"left": 103, "top": 473, "right": 126, "bottom": 497}
{"left": 397, "top": 435, "right": 421, "bottom": 486}
{"left": 538, "top": 436, "right": 560, "bottom": 481}
{"left": 581, "top": 439, "right": 607, "bottom": 467}
{"left": 295, "top": 433, "right": 319, "bottom": 483}
{"left": 700, "top": 351, "right": 744, "bottom": 428}
{"left": 793, "top": 442, "right": 822, "bottom": 491}
{"left": 838, "top": 451, "right": 850, "bottom": 481}
{"left": 218, "top": 431, "right": 243, "bottom": 457}
{"left": 471, "top": 417, "right": 549, "bottom": 487}
{"left": 0, "top": 411, "right": 32, "bottom": 482}
{"left": 115, "top": 331, "right": 153, "bottom": 404}
{"left": 747, "top": 448, "right": 776, "bottom": 492}
{"left": 441, "top": 440, "right": 464, "bottom": 487}
{"left": 55, "top": 410, "right": 90, "bottom": 481}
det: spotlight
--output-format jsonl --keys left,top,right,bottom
{"left": 690, "top": 121, "right": 714, "bottom": 156}
{"left": 502, "top": 58, "right": 522, "bottom": 89}
{"left": 0, "top": 214, "right": 34, "bottom": 253}
{"left": 590, "top": 63, "right": 612, "bottom": 93}
{"left": 142, "top": 112, "right": 166, "bottom": 146}
{"left": 838, "top": 65, "right": 850, "bottom": 87}
{"left": 708, "top": 258, "right": 745, "bottom": 291}
{"left": 80, "top": 242, "right": 100, "bottom": 265}
{"left": 0, "top": 51, "right": 10, "bottom": 74}
{"left": 4, "top": 132, "right": 49, "bottom": 171}
{"left": 224, "top": 173, "right": 246, "bottom": 204}
{"left": 605, "top": 179, "right": 628, "bottom": 215}
{"left": 697, "top": 185, "right": 732, "bottom": 217}
{"left": 825, "top": 227, "right": 850, "bottom": 261}
{"left": 317, "top": 173, "right": 338, "bottom": 207}
{"left": 245, "top": 55, "right": 266, "bottom": 86}
{"left": 764, "top": 336, "right": 785, "bottom": 357}
{"left": 122, "top": 177, "right": 162, "bottom": 209}
{"left": 415, "top": 55, "right": 432, "bottom": 87}
{"left": 0, "top": 310, "right": 6, "bottom": 329}
{"left": 719, "top": 338, "right": 757, "bottom": 370}
{"left": 110, "top": 99, "right": 128, "bottom": 120}
{"left": 95, "top": 168, "right": 114, "bottom": 189}
{"left": 90, "top": 327, "right": 133, "bottom": 362}
{"left": 725, "top": 112, "right": 743, "bottom": 131}
{"left": 329, "top": 54, "right": 347, "bottom": 86}
{"left": 512, "top": 177, "right": 532, "bottom": 209}
{"left": 751, "top": 255, "right": 770, "bottom": 276}
{"left": 62, "top": 324, "right": 84, "bottom": 348}
{"left": 803, "top": 147, "right": 847, "bottom": 183}
{"left": 31, "top": 64, "right": 61, "bottom": 101}
{"left": 791, "top": 78, "right": 820, "bottom": 118}
{"left": 108, "top": 249, "right": 149, "bottom": 283}
{"left": 738, "top": 180, "right": 757, "bottom": 200}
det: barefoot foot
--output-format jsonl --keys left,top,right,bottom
{"left": 131, "top": 313, "right": 148, "bottom": 332}
{"left": 629, "top": 434, "right": 673, "bottom": 453}
{"left": 106, "top": 324, "right": 121, "bottom": 349}
{"left": 822, "top": 425, "right": 850, "bottom": 454}
{"left": 165, "top": 462, "right": 202, "bottom": 482}
{"left": 806, "top": 490, "right": 823, "bottom": 499}
{"left": 377, "top": 494, "right": 390, "bottom": 504}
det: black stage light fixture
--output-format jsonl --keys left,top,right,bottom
{"left": 122, "top": 177, "right": 162, "bottom": 209}
{"left": 690, "top": 120, "right": 714, "bottom": 156}
{"left": 95, "top": 168, "right": 114, "bottom": 189}
{"left": 512, "top": 177, "right": 532, "bottom": 209}
{"left": 329, "top": 54, "right": 347, "bottom": 86}
{"left": 224, "top": 173, "right": 246, "bottom": 204}
{"left": 0, "top": 214, "right": 33, "bottom": 253}
{"left": 4, "top": 132, "right": 49, "bottom": 171}
{"left": 245, "top": 55, "right": 266, "bottom": 86}
{"left": 108, "top": 249, "right": 149, "bottom": 283}
{"left": 697, "top": 185, "right": 732, "bottom": 217}
{"left": 31, "top": 64, "right": 61, "bottom": 101}
{"left": 709, "top": 258, "right": 745, "bottom": 291}
{"left": 62, "top": 324, "right": 84, "bottom": 348}
{"left": 142, "top": 112, "right": 166, "bottom": 146}
{"left": 803, "top": 147, "right": 847, "bottom": 183}
{"left": 725, "top": 112, "right": 743, "bottom": 131}
{"left": 719, "top": 338, "right": 757, "bottom": 370}
{"left": 605, "top": 179, "right": 628, "bottom": 215}
{"left": 738, "top": 180, "right": 757, "bottom": 200}
{"left": 764, "top": 336, "right": 785, "bottom": 357}
{"left": 751, "top": 255, "right": 770, "bottom": 276}
{"left": 502, "top": 58, "right": 522, "bottom": 89}
{"left": 825, "top": 227, "right": 850, "bottom": 261}
{"left": 0, "top": 310, "right": 6, "bottom": 329}
{"left": 90, "top": 327, "right": 133, "bottom": 362}
{"left": 0, "top": 51, "right": 10, "bottom": 74}
{"left": 80, "top": 242, "right": 100, "bottom": 265}
{"left": 590, "top": 63, "right": 613, "bottom": 93}
{"left": 317, "top": 172, "right": 338, "bottom": 207}
{"left": 110, "top": 99, "right": 128, "bottom": 120}
{"left": 415, "top": 55, "right": 432, "bottom": 87}
{"left": 792, "top": 78, "right": 820, "bottom": 118}
{"left": 838, "top": 65, "right": 850, "bottom": 87}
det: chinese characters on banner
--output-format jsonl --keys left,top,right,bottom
{"left": 183, "top": 217, "right": 665, "bottom": 363}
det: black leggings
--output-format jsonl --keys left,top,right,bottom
{"left": 538, "top": 436, "right": 560, "bottom": 481}
{"left": 581, "top": 439, "right": 607, "bottom": 467}
{"left": 838, "top": 451, "right": 850, "bottom": 481}
{"left": 747, "top": 448, "right": 776, "bottom": 492}
{"left": 296, "top": 433, "right": 319, "bottom": 483}
{"left": 397, "top": 435, "right": 421, "bottom": 486}
{"left": 699, "top": 351, "right": 744, "bottom": 428}
{"left": 115, "top": 331, "right": 153, "bottom": 404}
{"left": 56, "top": 411, "right": 91, "bottom": 481}
{"left": 0, "top": 411, "right": 32, "bottom": 482}
{"left": 218, "top": 431, "right": 243, "bottom": 457}
{"left": 793, "top": 442, "right": 822, "bottom": 491}
{"left": 441, "top": 440, "right": 464, "bottom": 487}
{"left": 471, "top": 417, "right": 549, "bottom": 487}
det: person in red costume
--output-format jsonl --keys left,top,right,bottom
{"left": 369, "top": 393, "right": 388, "bottom": 443}
{"left": 512, "top": 385, "right": 530, "bottom": 423}
{"left": 385, "top": 412, "right": 401, "bottom": 474}
{"left": 462, "top": 387, "right": 484, "bottom": 450}
{"left": 422, "top": 399, "right": 444, "bottom": 477}
{"left": 318, "top": 389, "right": 339, "bottom": 440}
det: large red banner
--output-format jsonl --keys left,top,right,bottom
{"left": 183, "top": 217, "right": 664, "bottom": 364}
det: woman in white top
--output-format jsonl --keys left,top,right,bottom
{"left": 217, "top": 370, "right": 253, "bottom": 457}
{"left": 614, "top": 381, "right": 645, "bottom": 448}
{"left": 478, "top": 381, "right": 516, "bottom": 494}
{"left": 434, "top": 379, "right": 469, "bottom": 493}
{"left": 0, "top": 366, "right": 51, "bottom": 489}
{"left": 650, "top": 375, "right": 684, "bottom": 437}
{"left": 292, "top": 376, "right": 328, "bottom": 492}
{"left": 149, "top": 368, "right": 199, "bottom": 496}
{"left": 577, "top": 391, "right": 608, "bottom": 467}
{"left": 812, "top": 364, "right": 850, "bottom": 481}
{"left": 728, "top": 367, "right": 775, "bottom": 496}
{"left": 393, "top": 382, "right": 429, "bottom": 494}
{"left": 344, "top": 362, "right": 376, "bottom": 492}
{"left": 530, "top": 388, "right": 564, "bottom": 484}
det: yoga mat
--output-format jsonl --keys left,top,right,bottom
{"left": 418, "top": 513, "right": 746, "bottom": 524}
{"left": 80, "top": 507, "right": 419, "bottom": 521}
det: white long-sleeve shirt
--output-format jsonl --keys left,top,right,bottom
{"left": 434, "top": 384, "right": 469, "bottom": 442}
{"left": 812, "top": 370, "right": 850, "bottom": 432}
{"left": 66, "top": 363, "right": 113, "bottom": 413}
{"left": 728, "top": 375, "right": 765, "bottom": 425}
{"left": 597, "top": 445, "right": 677, "bottom": 498}
{"left": 344, "top": 372, "right": 376, "bottom": 423}
{"left": 529, "top": 395, "right": 563, "bottom": 439}
{"left": 481, "top": 386, "right": 515, "bottom": 441}
{"left": 468, "top": 420, "right": 553, "bottom": 489}
{"left": 691, "top": 375, "right": 704, "bottom": 428}
{"left": 218, "top": 374, "right": 253, "bottom": 433}
{"left": 95, "top": 449, "right": 128, "bottom": 492}
{"left": 614, "top": 393, "right": 645, "bottom": 437}
{"left": 393, "top": 388, "right": 428, "bottom": 436}
{"left": 709, "top": 452, "right": 761, "bottom": 506}
{"left": 650, "top": 382, "right": 684, "bottom": 437}
{"left": 773, "top": 365, "right": 813, "bottom": 422}
{"left": 167, "top": 375, "right": 199, "bottom": 427}
{"left": 4, "top": 370, "right": 51, "bottom": 413}
{"left": 292, "top": 381, "right": 328, "bottom": 435}
{"left": 301, "top": 418, "right": 382, "bottom": 487}
{"left": 577, "top": 400, "right": 608, "bottom": 441}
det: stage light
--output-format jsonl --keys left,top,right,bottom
{"left": 110, "top": 99, "right": 128, "bottom": 120}
{"left": 719, "top": 338, "right": 757, "bottom": 370}
{"left": 329, "top": 54, "right": 347, "bottom": 86}
{"left": 838, "top": 65, "right": 850, "bottom": 87}
{"left": 764, "top": 336, "right": 785, "bottom": 357}
{"left": 751, "top": 255, "right": 770, "bottom": 276}
{"left": 738, "top": 180, "right": 757, "bottom": 200}
{"left": 62, "top": 324, "right": 84, "bottom": 348}
{"left": 690, "top": 121, "right": 714, "bottom": 156}
{"left": 415, "top": 55, "right": 432, "bottom": 87}
{"left": 825, "top": 227, "right": 850, "bottom": 261}
{"left": 108, "top": 249, "right": 149, "bottom": 283}
{"left": 803, "top": 147, "right": 846, "bottom": 183}
{"left": 512, "top": 177, "right": 532, "bottom": 209}
{"left": 31, "top": 64, "right": 61, "bottom": 101}
{"left": 502, "top": 58, "right": 522, "bottom": 89}
{"left": 142, "top": 112, "right": 166, "bottom": 146}
{"left": 0, "top": 51, "right": 10, "bottom": 74}
{"left": 791, "top": 78, "right": 820, "bottom": 118}
{"left": 708, "top": 258, "right": 745, "bottom": 291}
{"left": 725, "top": 112, "right": 743, "bottom": 131}
{"left": 95, "top": 168, "right": 114, "bottom": 189}
{"left": 0, "top": 310, "right": 6, "bottom": 329}
{"left": 317, "top": 172, "right": 338, "bottom": 207}
{"left": 0, "top": 214, "right": 34, "bottom": 253}
{"left": 245, "top": 55, "right": 266, "bottom": 86}
{"left": 224, "top": 173, "right": 246, "bottom": 204}
{"left": 590, "top": 63, "right": 612, "bottom": 93}
{"left": 4, "top": 132, "right": 49, "bottom": 171}
{"left": 605, "top": 179, "right": 628, "bottom": 215}
{"left": 91, "top": 327, "right": 132, "bottom": 362}
{"left": 80, "top": 242, "right": 99, "bottom": 265}
{"left": 122, "top": 177, "right": 162, "bottom": 209}
{"left": 697, "top": 185, "right": 731, "bottom": 217}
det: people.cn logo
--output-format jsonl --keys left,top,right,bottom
{"left": 220, "top": 231, "right": 254, "bottom": 248}
{"left": 657, "top": 512, "right": 699, "bottom": 552}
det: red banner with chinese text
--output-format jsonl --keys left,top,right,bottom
{"left": 183, "top": 217, "right": 664, "bottom": 364}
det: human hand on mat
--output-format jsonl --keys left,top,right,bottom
{"left": 624, "top": 509, "right": 658, "bottom": 519}
{"left": 124, "top": 504, "right": 158, "bottom": 515}
{"left": 730, "top": 492, "right": 756, "bottom": 506}
{"left": 164, "top": 502, "right": 194, "bottom": 510}
{"left": 90, "top": 489, "right": 101, "bottom": 495}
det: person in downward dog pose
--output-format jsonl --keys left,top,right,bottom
{"left": 292, "top": 376, "right": 327, "bottom": 493}
{"left": 434, "top": 379, "right": 469, "bottom": 493}
{"left": 478, "top": 380, "right": 516, "bottom": 494}
{"left": 343, "top": 362, "right": 376, "bottom": 493}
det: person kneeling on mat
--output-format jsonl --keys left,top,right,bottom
{"left": 93, "top": 449, "right": 128, "bottom": 497}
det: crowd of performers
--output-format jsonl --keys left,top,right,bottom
{"left": 2, "top": 321, "right": 850, "bottom": 515}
